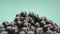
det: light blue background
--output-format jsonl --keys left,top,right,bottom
{"left": 0, "top": 0, "right": 60, "bottom": 25}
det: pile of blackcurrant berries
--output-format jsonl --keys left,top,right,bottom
{"left": 0, "top": 11, "right": 60, "bottom": 34}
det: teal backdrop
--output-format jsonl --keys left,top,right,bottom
{"left": 0, "top": 0, "right": 60, "bottom": 25}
